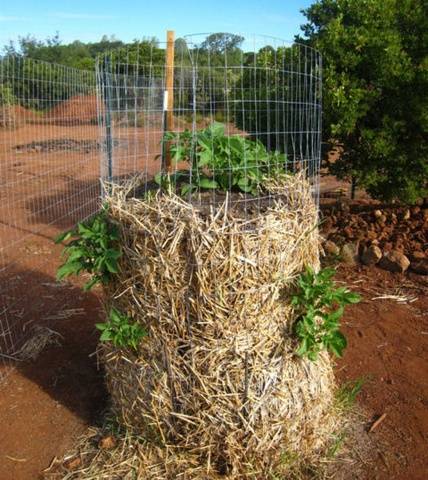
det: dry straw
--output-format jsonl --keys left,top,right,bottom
{"left": 98, "top": 172, "right": 339, "bottom": 478}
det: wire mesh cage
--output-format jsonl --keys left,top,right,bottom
{"left": 96, "top": 33, "right": 322, "bottom": 205}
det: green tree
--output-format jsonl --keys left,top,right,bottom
{"left": 300, "top": 0, "right": 428, "bottom": 202}
{"left": 200, "top": 33, "right": 244, "bottom": 55}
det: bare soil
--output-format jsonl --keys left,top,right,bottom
{"left": 335, "top": 266, "right": 428, "bottom": 480}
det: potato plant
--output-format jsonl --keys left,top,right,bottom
{"left": 55, "top": 207, "right": 121, "bottom": 291}
{"left": 96, "top": 308, "right": 147, "bottom": 351}
{"left": 156, "top": 122, "right": 288, "bottom": 196}
{"left": 292, "top": 267, "right": 361, "bottom": 361}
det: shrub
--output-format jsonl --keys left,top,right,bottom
{"left": 300, "top": 0, "right": 428, "bottom": 202}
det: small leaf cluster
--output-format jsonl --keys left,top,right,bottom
{"left": 291, "top": 267, "right": 360, "bottom": 361}
{"left": 157, "top": 122, "right": 288, "bottom": 196}
{"left": 96, "top": 307, "right": 147, "bottom": 351}
{"left": 55, "top": 208, "right": 121, "bottom": 291}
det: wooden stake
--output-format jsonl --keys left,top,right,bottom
{"left": 369, "top": 413, "right": 387, "bottom": 433}
{"left": 164, "top": 30, "right": 175, "bottom": 171}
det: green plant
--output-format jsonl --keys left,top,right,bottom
{"left": 327, "top": 432, "right": 346, "bottom": 458}
{"left": 55, "top": 207, "right": 121, "bottom": 291}
{"left": 157, "top": 122, "right": 288, "bottom": 196}
{"left": 335, "top": 376, "right": 366, "bottom": 410}
{"left": 96, "top": 307, "right": 147, "bottom": 351}
{"left": 292, "top": 267, "right": 361, "bottom": 361}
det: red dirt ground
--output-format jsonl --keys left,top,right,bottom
{"left": 0, "top": 265, "right": 426, "bottom": 480}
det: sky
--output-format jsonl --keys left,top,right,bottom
{"left": 0, "top": 0, "right": 313, "bottom": 48}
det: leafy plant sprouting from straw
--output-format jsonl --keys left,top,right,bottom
{"left": 55, "top": 207, "right": 121, "bottom": 291}
{"left": 96, "top": 307, "right": 147, "bottom": 351}
{"left": 292, "top": 267, "right": 361, "bottom": 361}
{"left": 156, "top": 122, "right": 288, "bottom": 196}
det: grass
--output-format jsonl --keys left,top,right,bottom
{"left": 335, "top": 376, "right": 366, "bottom": 411}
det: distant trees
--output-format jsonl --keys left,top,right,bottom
{"left": 3, "top": 34, "right": 125, "bottom": 70}
{"left": 0, "top": 35, "right": 166, "bottom": 110}
{"left": 300, "top": 0, "right": 428, "bottom": 202}
{"left": 200, "top": 33, "right": 244, "bottom": 55}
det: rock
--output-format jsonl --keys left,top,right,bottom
{"left": 367, "top": 230, "right": 378, "bottom": 241}
{"left": 410, "top": 251, "right": 426, "bottom": 260}
{"left": 344, "top": 226, "right": 354, "bottom": 239}
{"left": 403, "top": 209, "right": 411, "bottom": 220}
{"left": 324, "top": 240, "right": 340, "bottom": 256}
{"left": 374, "top": 209, "right": 382, "bottom": 218}
{"left": 383, "top": 242, "right": 393, "bottom": 252}
{"left": 99, "top": 435, "right": 117, "bottom": 450}
{"left": 410, "top": 258, "right": 428, "bottom": 275}
{"left": 361, "top": 245, "right": 382, "bottom": 266}
{"left": 64, "top": 457, "right": 81, "bottom": 470}
{"left": 379, "top": 250, "right": 410, "bottom": 273}
{"left": 341, "top": 242, "right": 359, "bottom": 265}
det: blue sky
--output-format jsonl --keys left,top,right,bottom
{"left": 0, "top": 0, "right": 312, "bottom": 48}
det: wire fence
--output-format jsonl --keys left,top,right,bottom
{"left": 0, "top": 56, "right": 100, "bottom": 380}
{"left": 96, "top": 34, "right": 322, "bottom": 204}
{"left": 0, "top": 33, "right": 322, "bottom": 382}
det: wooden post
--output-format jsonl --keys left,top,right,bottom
{"left": 163, "top": 30, "right": 175, "bottom": 171}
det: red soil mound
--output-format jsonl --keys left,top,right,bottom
{"left": 44, "top": 94, "right": 101, "bottom": 125}
{"left": 0, "top": 105, "right": 39, "bottom": 128}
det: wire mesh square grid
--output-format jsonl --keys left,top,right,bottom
{"left": 0, "top": 55, "right": 101, "bottom": 379}
{"left": 96, "top": 33, "right": 322, "bottom": 207}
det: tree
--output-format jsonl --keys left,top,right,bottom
{"left": 200, "top": 33, "right": 244, "bottom": 55}
{"left": 300, "top": 0, "right": 428, "bottom": 202}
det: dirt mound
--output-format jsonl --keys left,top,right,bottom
{"left": 0, "top": 105, "right": 39, "bottom": 128}
{"left": 44, "top": 94, "right": 100, "bottom": 126}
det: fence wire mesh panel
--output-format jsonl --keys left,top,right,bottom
{"left": 0, "top": 56, "right": 100, "bottom": 379}
{"left": 96, "top": 34, "right": 322, "bottom": 204}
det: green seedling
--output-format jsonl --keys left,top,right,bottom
{"left": 335, "top": 376, "right": 366, "bottom": 410}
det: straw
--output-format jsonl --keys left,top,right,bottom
{"left": 94, "top": 172, "right": 338, "bottom": 477}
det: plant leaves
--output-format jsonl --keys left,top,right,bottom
{"left": 198, "top": 177, "right": 218, "bottom": 189}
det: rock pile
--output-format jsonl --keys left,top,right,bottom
{"left": 14, "top": 138, "right": 122, "bottom": 154}
{"left": 320, "top": 202, "right": 428, "bottom": 275}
